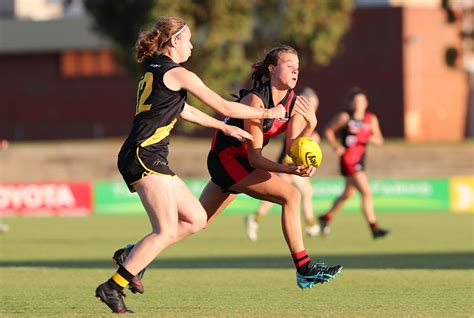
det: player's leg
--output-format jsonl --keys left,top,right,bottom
{"left": 111, "top": 244, "right": 146, "bottom": 294}
{"left": 254, "top": 172, "right": 292, "bottom": 219}
{"left": 318, "top": 178, "right": 357, "bottom": 236}
{"left": 291, "top": 175, "right": 318, "bottom": 236}
{"left": 352, "top": 172, "right": 375, "bottom": 223}
{"left": 324, "top": 178, "right": 357, "bottom": 220}
{"left": 231, "top": 170, "right": 304, "bottom": 251}
{"left": 125, "top": 175, "right": 210, "bottom": 269}
{"left": 255, "top": 200, "right": 275, "bottom": 219}
{"left": 97, "top": 175, "right": 176, "bottom": 312}
{"left": 245, "top": 172, "right": 289, "bottom": 241}
{"left": 121, "top": 175, "right": 183, "bottom": 274}
{"left": 230, "top": 169, "right": 342, "bottom": 288}
{"left": 199, "top": 180, "right": 237, "bottom": 224}
{"left": 97, "top": 174, "right": 206, "bottom": 312}
{"left": 352, "top": 171, "right": 389, "bottom": 238}
{"left": 112, "top": 176, "right": 214, "bottom": 296}
{"left": 244, "top": 200, "right": 272, "bottom": 242}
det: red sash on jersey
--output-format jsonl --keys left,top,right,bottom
{"left": 357, "top": 112, "right": 372, "bottom": 144}
{"left": 341, "top": 112, "right": 372, "bottom": 175}
{"left": 263, "top": 90, "right": 295, "bottom": 142}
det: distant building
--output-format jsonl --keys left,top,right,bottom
{"left": 0, "top": 0, "right": 134, "bottom": 140}
{"left": 299, "top": 0, "right": 472, "bottom": 142}
{"left": 0, "top": 0, "right": 84, "bottom": 20}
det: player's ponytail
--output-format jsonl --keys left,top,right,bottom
{"left": 251, "top": 45, "right": 297, "bottom": 88}
{"left": 251, "top": 62, "right": 268, "bottom": 88}
{"left": 136, "top": 16, "right": 186, "bottom": 63}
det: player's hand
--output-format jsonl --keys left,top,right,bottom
{"left": 270, "top": 104, "right": 287, "bottom": 119}
{"left": 286, "top": 164, "right": 316, "bottom": 177}
{"left": 222, "top": 124, "right": 253, "bottom": 142}
{"left": 335, "top": 145, "right": 345, "bottom": 156}
{"left": 300, "top": 165, "right": 316, "bottom": 177}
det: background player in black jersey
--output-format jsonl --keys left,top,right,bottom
{"left": 94, "top": 16, "right": 296, "bottom": 314}
{"left": 319, "top": 87, "right": 389, "bottom": 239}
{"left": 245, "top": 87, "right": 321, "bottom": 241}
{"left": 199, "top": 46, "right": 343, "bottom": 290}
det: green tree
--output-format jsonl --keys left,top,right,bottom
{"left": 84, "top": 0, "right": 352, "bottom": 131}
{"left": 84, "top": 0, "right": 155, "bottom": 76}
{"left": 252, "top": 0, "right": 352, "bottom": 66}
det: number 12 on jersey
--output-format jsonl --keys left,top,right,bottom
{"left": 136, "top": 72, "right": 153, "bottom": 115}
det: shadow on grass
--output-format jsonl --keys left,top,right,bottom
{"left": 1, "top": 252, "right": 473, "bottom": 270}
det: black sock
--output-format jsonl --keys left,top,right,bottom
{"left": 296, "top": 261, "right": 315, "bottom": 275}
{"left": 117, "top": 265, "right": 135, "bottom": 281}
{"left": 292, "top": 250, "right": 313, "bottom": 275}
{"left": 108, "top": 265, "right": 134, "bottom": 291}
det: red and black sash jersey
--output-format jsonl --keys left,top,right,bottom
{"left": 340, "top": 111, "right": 372, "bottom": 167}
{"left": 340, "top": 111, "right": 373, "bottom": 148}
{"left": 120, "top": 55, "right": 187, "bottom": 154}
{"left": 210, "top": 80, "right": 296, "bottom": 158}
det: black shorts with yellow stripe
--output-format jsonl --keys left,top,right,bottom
{"left": 118, "top": 146, "right": 175, "bottom": 192}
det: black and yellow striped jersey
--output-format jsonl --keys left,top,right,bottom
{"left": 121, "top": 54, "right": 187, "bottom": 154}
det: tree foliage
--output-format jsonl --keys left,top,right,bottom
{"left": 84, "top": 0, "right": 352, "bottom": 131}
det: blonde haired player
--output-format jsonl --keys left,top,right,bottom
{"left": 245, "top": 87, "right": 321, "bottom": 242}
{"left": 94, "top": 16, "right": 291, "bottom": 314}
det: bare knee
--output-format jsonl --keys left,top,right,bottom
{"left": 151, "top": 227, "right": 179, "bottom": 244}
{"left": 340, "top": 191, "right": 355, "bottom": 201}
{"left": 360, "top": 188, "right": 372, "bottom": 199}
{"left": 282, "top": 186, "right": 301, "bottom": 207}
{"left": 301, "top": 186, "right": 313, "bottom": 198}
{"left": 189, "top": 211, "right": 207, "bottom": 234}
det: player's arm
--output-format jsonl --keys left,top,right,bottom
{"left": 179, "top": 103, "right": 253, "bottom": 142}
{"left": 281, "top": 97, "right": 318, "bottom": 177}
{"left": 243, "top": 94, "right": 309, "bottom": 176}
{"left": 164, "top": 67, "right": 286, "bottom": 119}
{"left": 325, "top": 112, "right": 349, "bottom": 155}
{"left": 284, "top": 96, "right": 317, "bottom": 156}
{"left": 369, "top": 114, "right": 384, "bottom": 146}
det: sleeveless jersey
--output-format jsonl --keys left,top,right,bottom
{"left": 340, "top": 111, "right": 373, "bottom": 148}
{"left": 120, "top": 55, "right": 187, "bottom": 154}
{"left": 340, "top": 111, "right": 373, "bottom": 175}
{"left": 210, "top": 81, "right": 296, "bottom": 158}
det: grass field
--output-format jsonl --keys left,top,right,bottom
{"left": 0, "top": 213, "right": 473, "bottom": 317}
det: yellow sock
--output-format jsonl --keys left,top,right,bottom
{"left": 112, "top": 272, "right": 129, "bottom": 288}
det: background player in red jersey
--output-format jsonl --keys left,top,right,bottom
{"left": 319, "top": 87, "right": 389, "bottom": 239}
{"left": 199, "top": 46, "right": 343, "bottom": 290}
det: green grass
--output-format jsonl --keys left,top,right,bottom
{"left": 0, "top": 213, "right": 473, "bottom": 317}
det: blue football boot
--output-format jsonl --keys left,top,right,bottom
{"left": 296, "top": 262, "right": 343, "bottom": 289}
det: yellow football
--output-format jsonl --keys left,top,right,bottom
{"left": 289, "top": 136, "right": 322, "bottom": 168}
